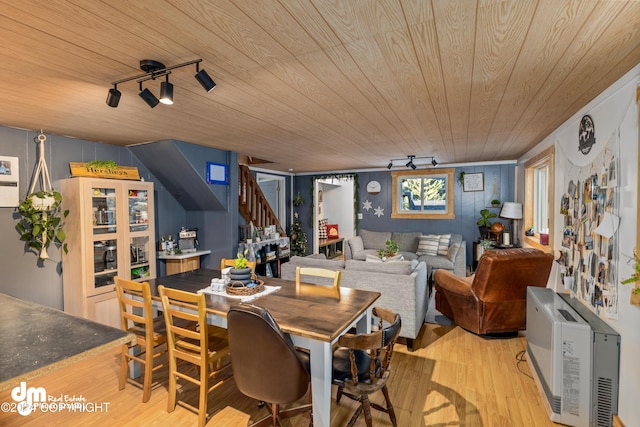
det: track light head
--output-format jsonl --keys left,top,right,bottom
{"left": 106, "top": 86, "right": 121, "bottom": 108}
{"left": 195, "top": 64, "right": 216, "bottom": 92}
{"left": 387, "top": 162, "right": 393, "bottom": 170}
{"left": 139, "top": 86, "right": 159, "bottom": 108}
{"left": 431, "top": 158, "right": 438, "bottom": 167}
{"left": 159, "top": 76, "right": 174, "bottom": 105}
{"left": 405, "top": 155, "right": 416, "bottom": 169}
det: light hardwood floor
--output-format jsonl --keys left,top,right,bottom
{"left": 0, "top": 324, "right": 559, "bottom": 426}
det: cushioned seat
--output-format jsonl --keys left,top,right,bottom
{"left": 332, "top": 307, "right": 402, "bottom": 427}
{"left": 227, "top": 303, "right": 312, "bottom": 427}
{"left": 434, "top": 248, "right": 553, "bottom": 335}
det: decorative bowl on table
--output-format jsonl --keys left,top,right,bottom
{"left": 226, "top": 280, "right": 264, "bottom": 296}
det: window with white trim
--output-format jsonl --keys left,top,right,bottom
{"left": 525, "top": 147, "right": 554, "bottom": 249}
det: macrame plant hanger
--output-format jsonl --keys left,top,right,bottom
{"left": 27, "top": 130, "right": 55, "bottom": 258}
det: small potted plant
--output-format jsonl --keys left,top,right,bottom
{"left": 476, "top": 238, "right": 495, "bottom": 260}
{"left": 477, "top": 209, "right": 497, "bottom": 239}
{"left": 621, "top": 249, "right": 640, "bottom": 306}
{"left": 377, "top": 239, "right": 400, "bottom": 260}
{"left": 230, "top": 250, "right": 252, "bottom": 284}
{"left": 491, "top": 199, "right": 501, "bottom": 207}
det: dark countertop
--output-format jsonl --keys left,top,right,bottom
{"left": 0, "top": 292, "right": 134, "bottom": 391}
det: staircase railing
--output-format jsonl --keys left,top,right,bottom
{"left": 238, "top": 165, "right": 283, "bottom": 233}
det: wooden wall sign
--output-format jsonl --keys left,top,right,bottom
{"left": 69, "top": 162, "right": 140, "bottom": 180}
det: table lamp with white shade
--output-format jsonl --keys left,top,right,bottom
{"left": 499, "top": 202, "right": 523, "bottom": 246}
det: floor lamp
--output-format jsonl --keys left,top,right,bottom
{"left": 500, "top": 202, "right": 523, "bottom": 247}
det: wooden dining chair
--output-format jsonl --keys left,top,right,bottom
{"left": 158, "top": 285, "right": 232, "bottom": 427}
{"left": 331, "top": 307, "right": 402, "bottom": 427}
{"left": 115, "top": 276, "right": 168, "bottom": 403}
{"left": 295, "top": 266, "right": 341, "bottom": 290}
{"left": 220, "top": 258, "right": 257, "bottom": 273}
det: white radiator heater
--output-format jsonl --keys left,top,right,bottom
{"left": 526, "top": 287, "right": 620, "bottom": 427}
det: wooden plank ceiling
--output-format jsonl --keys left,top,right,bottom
{"left": 0, "top": 0, "right": 638, "bottom": 173}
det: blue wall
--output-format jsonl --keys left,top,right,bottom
{"left": 0, "top": 125, "right": 236, "bottom": 309}
{"left": 294, "top": 164, "right": 516, "bottom": 265}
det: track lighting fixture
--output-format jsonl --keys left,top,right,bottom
{"left": 106, "top": 85, "right": 121, "bottom": 108}
{"left": 195, "top": 62, "right": 216, "bottom": 92}
{"left": 139, "top": 83, "right": 159, "bottom": 108}
{"left": 387, "top": 155, "right": 439, "bottom": 170}
{"left": 159, "top": 75, "right": 173, "bottom": 105}
{"left": 107, "top": 59, "right": 215, "bottom": 108}
{"left": 405, "top": 156, "right": 417, "bottom": 169}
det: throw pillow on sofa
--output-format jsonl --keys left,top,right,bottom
{"left": 416, "top": 235, "right": 439, "bottom": 256}
{"left": 447, "top": 242, "right": 461, "bottom": 261}
{"left": 348, "top": 236, "right": 365, "bottom": 259}
{"left": 438, "top": 234, "right": 451, "bottom": 256}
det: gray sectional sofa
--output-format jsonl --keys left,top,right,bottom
{"left": 281, "top": 255, "right": 428, "bottom": 351}
{"left": 343, "top": 229, "right": 467, "bottom": 278}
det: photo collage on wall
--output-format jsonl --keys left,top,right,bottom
{"left": 558, "top": 131, "right": 619, "bottom": 318}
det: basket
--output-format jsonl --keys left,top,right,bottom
{"left": 226, "top": 280, "right": 265, "bottom": 296}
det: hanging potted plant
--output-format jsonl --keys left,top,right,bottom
{"left": 16, "top": 131, "right": 69, "bottom": 260}
{"left": 17, "top": 190, "right": 68, "bottom": 260}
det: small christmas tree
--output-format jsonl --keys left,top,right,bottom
{"left": 289, "top": 212, "right": 308, "bottom": 256}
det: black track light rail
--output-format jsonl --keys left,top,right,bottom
{"left": 387, "top": 155, "right": 438, "bottom": 169}
{"left": 111, "top": 59, "right": 202, "bottom": 86}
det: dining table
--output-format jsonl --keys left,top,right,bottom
{"left": 146, "top": 268, "right": 381, "bottom": 427}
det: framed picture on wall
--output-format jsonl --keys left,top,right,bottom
{"left": 463, "top": 172, "right": 484, "bottom": 192}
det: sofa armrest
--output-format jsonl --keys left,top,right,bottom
{"left": 453, "top": 240, "right": 467, "bottom": 277}
{"left": 343, "top": 239, "right": 353, "bottom": 260}
{"left": 434, "top": 269, "right": 474, "bottom": 297}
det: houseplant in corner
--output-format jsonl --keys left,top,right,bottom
{"left": 477, "top": 209, "right": 497, "bottom": 239}
{"left": 16, "top": 131, "right": 69, "bottom": 260}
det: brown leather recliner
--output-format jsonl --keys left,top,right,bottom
{"left": 434, "top": 248, "right": 553, "bottom": 335}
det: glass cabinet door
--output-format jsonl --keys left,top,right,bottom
{"left": 130, "top": 235, "right": 151, "bottom": 279}
{"left": 128, "top": 189, "right": 149, "bottom": 232}
{"left": 92, "top": 186, "right": 117, "bottom": 234}
{"left": 93, "top": 239, "right": 118, "bottom": 288}
{"left": 91, "top": 186, "right": 118, "bottom": 290}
